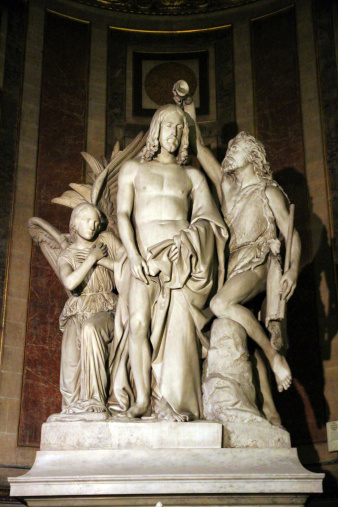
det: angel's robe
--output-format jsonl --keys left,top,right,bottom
{"left": 59, "top": 231, "right": 128, "bottom": 412}
{"left": 109, "top": 177, "right": 227, "bottom": 419}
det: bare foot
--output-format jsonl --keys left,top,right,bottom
{"left": 125, "top": 400, "right": 152, "bottom": 419}
{"left": 156, "top": 400, "right": 189, "bottom": 422}
{"left": 270, "top": 353, "right": 292, "bottom": 392}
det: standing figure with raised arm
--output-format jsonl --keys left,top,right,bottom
{"left": 176, "top": 83, "right": 301, "bottom": 423}
{"left": 117, "top": 104, "right": 226, "bottom": 421}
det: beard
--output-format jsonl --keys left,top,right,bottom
{"left": 222, "top": 155, "right": 239, "bottom": 174}
{"left": 163, "top": 136, "right": 179, "bottom": 153}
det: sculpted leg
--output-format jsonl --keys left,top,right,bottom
{"left": 254, "top": 349, "right": 282, "bottom": 425}
{"left": 210, "top": 267, "right": 292, "bottom": 393}
{"left": 126, "top": 277, "right": 155, "bottom": 418}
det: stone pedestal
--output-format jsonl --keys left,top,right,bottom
{"left": 9, "top": 421, "right": 323, "bottom": 506}
{"left": 40, "top": 419, "right": 222, "bottom": 450}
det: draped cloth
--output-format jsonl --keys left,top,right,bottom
{"left": 147, "top": 183, "right": 227, "bottom": 420}
{"left": 58, "top": 232, "right": 129, "bottom": 413}
{"left": 108, "top": 176, "right": 227, "bottom": 419}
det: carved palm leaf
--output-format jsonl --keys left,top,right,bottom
{"left": 51, "top": 131, "right": 148, "bottom": 237}
{"left": 51, "top": 189, "right": 87, "bottom": 209}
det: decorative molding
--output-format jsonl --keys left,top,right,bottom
{"left": 69, "top": 0, "right": 260, "bottom": 16}
{"left": 108, "top": 24, "right": 231, "bottom": 33}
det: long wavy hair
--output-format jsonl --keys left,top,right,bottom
{"left": 140, "top": 104, "right": 189, "bottom": 165}
{"left": 222, "top": 131, "right": 272, "bottom": 180}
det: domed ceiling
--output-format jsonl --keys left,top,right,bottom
{"left": 70, "top": 0, "right": 261, "bottom": 16}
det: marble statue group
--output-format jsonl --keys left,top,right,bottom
{"left": 29, "top": 81, "right": 301, "bottom": 440}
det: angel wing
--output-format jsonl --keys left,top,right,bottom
{"left": 28, "top": 217, "right": 71, "bottom": 297}
{"left": 51, "top": 131, "right": 148, "bottom": 237}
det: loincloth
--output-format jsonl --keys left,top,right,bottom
{"left": 227, "top": 239, "right": 281, "bottom": 280}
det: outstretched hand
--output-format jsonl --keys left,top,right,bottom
{"left": 130, "top": 254, "right": 149, "bottom": 284}
{"left": 280, "top": 267, "right": 297, "bottom": 301}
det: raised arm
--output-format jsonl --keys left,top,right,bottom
{"left": 266, "top": 186, "right": 301, "bottom": 301}
{"left": 117, "top": 161, "right": 149, "bottom": 284}
{"left": 182, "top": 99, "right": 223, "bottom": 204}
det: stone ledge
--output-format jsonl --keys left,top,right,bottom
{"left": 40, "top": 420, "right": 223, "bottom": 450}
{"left": 9, "top": 448, "right": 323, "bottom": 499}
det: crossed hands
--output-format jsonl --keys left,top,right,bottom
{"left": 74, "top": 242, "right": 108, "bottom": 263}
{"left": 130, "top": 244, "right": 179, "bottom": 284}
{"left": 90, "top": 242, "right": 108, "bottom": 262}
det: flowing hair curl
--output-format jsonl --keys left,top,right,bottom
{"left": 140, "top": 104, "right": 189, "bottom": 165}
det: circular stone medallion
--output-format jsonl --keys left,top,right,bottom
{"left": 144, "top": 62, "right": 197, "bottom": 106}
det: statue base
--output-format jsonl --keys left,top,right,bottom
{"left": 9, "top": 421, "right": 323, "bottom": 506}
{"left": 9, "top": 448, "right": 323, "bottom": 506}
{"left": 40, "top": 419, "right": 222, "bottom": 450}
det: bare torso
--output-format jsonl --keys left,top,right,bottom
{"left": 132, "top": 160, "right": 197, "bottom": 257}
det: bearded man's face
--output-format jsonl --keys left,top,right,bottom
{"left": 222, "top": 138, "right": 249, "bottom": 173}
{"left": 159, "top": 111, "right": 184, "bottom": 154}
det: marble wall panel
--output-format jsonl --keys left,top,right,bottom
{"left": 18, "top": 10, "right": 90, "bottom": 447}
{"left": 251, "top": 6, "right": 327, "bottom": 445}
{"left": 0, "top": 1, "right": 27, "bottom": 364}
{"left": 107, "top": 29, "right": 128, "bottom": 154}
{"left": 313, "top": 0, "right": 338, "bottom": 269}
{"left": 215, "top": 27, "right": 236, "bottom": 162}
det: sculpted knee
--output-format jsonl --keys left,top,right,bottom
{"left": 210, "top": 294, "right": 229, "bottom": 318}
{"left": 130, "top": 314, "right": 149, "bottom": 339}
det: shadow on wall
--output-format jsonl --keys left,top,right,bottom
{"left": 217, "top": 122, "right": 239, "bottom": 164}
{"left": 272, "top": 167, "right": 337, "bottom": 490}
